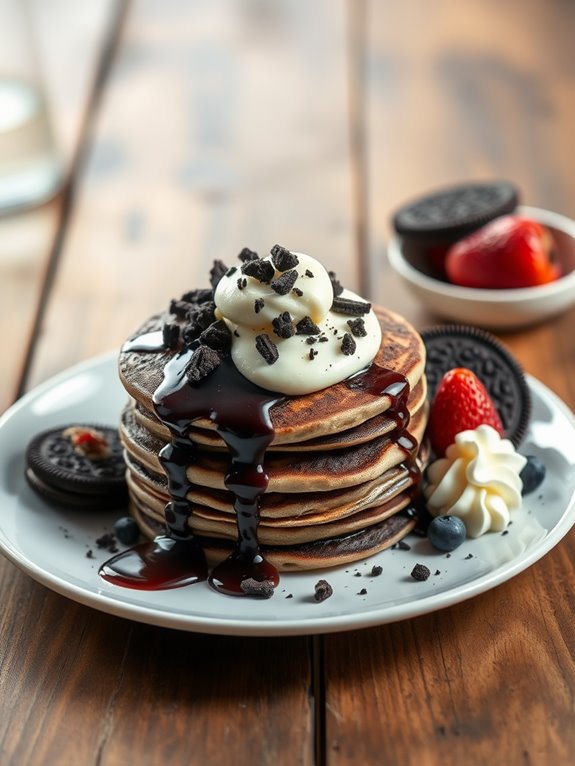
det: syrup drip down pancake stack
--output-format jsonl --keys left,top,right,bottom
{"left": 114, "top": 248, "right": 429, "bottom": 593}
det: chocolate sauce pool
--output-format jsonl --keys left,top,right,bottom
{"left": 100, "top": 330, "right": 418, "bottom": 596}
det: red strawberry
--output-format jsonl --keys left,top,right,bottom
{"left": 427, "top": 368, "right": 504, "bottom": 456}
{"left": 445, "top": 215, "right": 559, "bottom": 289}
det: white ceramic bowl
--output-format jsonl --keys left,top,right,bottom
{"left": 387, "top": 206, "right": 575, "bottom": 329}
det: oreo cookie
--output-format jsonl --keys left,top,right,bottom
{"left": 392, "top": 181, "right": 519, "bottom": 244}
{"left": 421, "top": 325, "right": 531, "bottom": 447}
{"left": 26, "top": 425, "right": 128, "bottom": 510}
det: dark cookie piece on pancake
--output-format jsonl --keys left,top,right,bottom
{"left": 421, "top": 325, "right": 531, "bottom": 447}
{"left": 392, "top": 181, "right": 519, "bottom": 245}
{"left": 26, "top": 424, "right": 128, "bottom": 509}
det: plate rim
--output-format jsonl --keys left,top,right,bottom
{"left": 1, "top": 352, "right": 575, "bottom": 636}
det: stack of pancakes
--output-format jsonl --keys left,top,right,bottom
{"left": 118, "top": 306, "right": 428, "bottom": 571}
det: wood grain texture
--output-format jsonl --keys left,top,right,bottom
{"left": 324, "top": 2, "right": 575, "bottom": 764}
{"left": 0, "top": 0, "right": 121, "bottom": 412}
{"left": 2, "top": 2, "right": 353, "bottom": 764}
{"left": 0, "top": 572, "right": 312, "bottom": 765}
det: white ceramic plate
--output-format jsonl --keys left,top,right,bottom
{"left": 1, "top": 353, "right": 574, "bottom": 636}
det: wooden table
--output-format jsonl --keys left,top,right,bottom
{"left": 2, "top": 2, "right": 575, "bottom": 763}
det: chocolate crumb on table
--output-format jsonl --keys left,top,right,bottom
{"left": 358, "top": 588, "right": 367, "bottom": 596}
{"left": 314, "top": 579, "right": 333, "bottom": 602}
{"left": 370, "top": 565, "right": 383, "bottom": 577}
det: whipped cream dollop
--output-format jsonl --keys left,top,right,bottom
{"left": 214, "top": 248, "right": 382, "bottom": 394}
{"left": 424, "top": 424, "right": 527, "bottom": 537}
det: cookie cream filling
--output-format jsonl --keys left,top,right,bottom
{"left": 214, "top": 249, "right": 382, "bottom": 395}
{"left": 424, "top": 424, "right": 527, "bottom": 537}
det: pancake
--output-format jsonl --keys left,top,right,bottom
{"left": 130, "top": 498, "right": 417, "bottom": 571}
{"left": 118, "top": 305, "right": 426, "bottom": 445}
{"left": 113, "top": 275, "right": 429, "bottom": 583}
{"left": 128, "top": 376, "right": 428, "bottom": 452}
{"left": 120, "top": 403, "right": 427, "bottom": 493}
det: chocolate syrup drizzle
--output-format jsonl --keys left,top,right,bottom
{"left": 100, "top": 330, "right": 419, "bottom": 596}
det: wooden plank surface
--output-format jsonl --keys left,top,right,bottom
{"left": 324, "top": 2, "right": 575, "bottom": 765}
{"left": 0, "top": 0, "right": 120, "bottom": 412}
{"left": 2, "top": 2, "right": 353, "bottom": 764}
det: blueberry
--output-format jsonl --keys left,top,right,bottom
{"left": 113, "top": 516, "right": 140, "bottom": 546}
{"left": 427, "top": 515, "right": 467, "bottom": 552}
{"left": 520, "top": 455, "right": 546, "bottom": 495}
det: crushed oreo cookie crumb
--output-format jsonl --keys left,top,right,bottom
{"left": 305, "top": 269, "right": 314, "bottom": 278}
{"left": 209, "top": 260, "right": 228, "bottom": 288}
{"left": 306, "top": 336, "right": 317, "bottom": 345}
{"left": 240, "top": 578, "right": 275, "bottom": 598}
{"left": 347, "top": 317, "right": 367, "bottom": 337}
{"left": 434, "top": 570, "right": 441, "bottom": 576}
{"left": 328, "top": 270, "right": 344, "bottom": 297}
{"left": 271, "top": 269, "right": 298, "bottom": 295}
{"left": 341, "top": 333, "right": 356, "bottom": 356}
{"left": 254, "top": 298, "right": 265, "bottom": 313}
{"left": 86, "top": 549, "right": 94, "bottom": 559}
{"left": 292, "top": 287, "right": 303, "bottom": 297}
{"left": 296, "top": 316, "right": 320, "bottom": 335}
{"left": 226, "top": 266, "right": 237, "bottom": 277}
{"left": 181, "top": 288, "right": 213, "bottom": 304}
{"left": 464, "top": 553, "right": 474, "bottom": 560}
{"left": 332, "top": 296, "right": 371, "bottom": 315}
{"left": 255, "top": 333, "right": 279, "bottom": 365}
{"left": 411, "top": 563, "right": 431, "bottom": 581}
{"left": 96, "top": 533, "right": 118, "bottom": 554}
{"left": 237, "top": 277, "right": 248, "bottom": 290}
{"left": 309, "top": 348, "right": 318, "bottom": 360}
{"left": 200, "top": 320, "right": 232, "bottom": 351}
{"left": 370, "top": 565, "right": 383, "bottom": 577}
{"left": 314, "top": 579, "right": 333, "bottom": 602}
{"left": 319, "top": 336, "right": 328, "bottom": 343}
{"left": 238, "top": 247, "right": 258, "bottom": 262}
{"left": 169, "top": 298, "right": 191, "bottom": 318}
{"left": 162, "top": 322, "right": 180, "bottom": 349}
{"left": 502, "top": 529, "right": 509, "bottom": 536}
{"left": 271, "top": 244, "right": 299, "bottom": 271}
{"left": 272, "top": 312, "right": 295, "bottom": 338}
{"left": 242, "top": 258, "right": 274, "bottom": 283}
{"left": 286, "top": 593, "right": 293, "bottom": 599}
{"left": 181, "top": 304, "right": 216, "bottom": 346}
{"left": 358, "top": 588, "right": 367, "bottom": 596}
{"left": 354, "top": 572, "right": 362, "bottom": 577}
{"left": 186, "top": 345, "right": 222, "bottom": 382}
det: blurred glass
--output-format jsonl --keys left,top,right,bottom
{"left": 0, "top": 0, "right": 62, "bottom": 213}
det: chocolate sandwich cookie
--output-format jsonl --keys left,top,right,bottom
{"left": 421, "top": 325, "right": 531, "bottom": 447}
{"left": 392, "top": 181, "right": 519, "bottom": 245}
{"left": 26, "top": 424, "right": 128, "bottom": 509}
